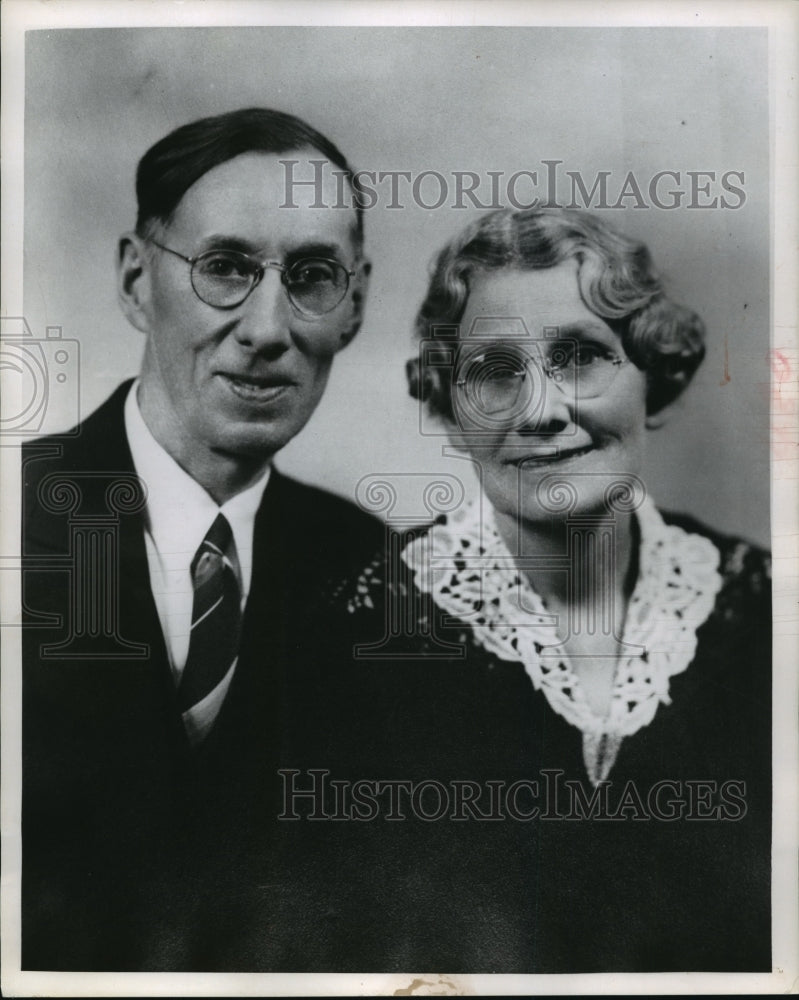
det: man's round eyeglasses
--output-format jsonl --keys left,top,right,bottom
{"left": 454, "top": 341, "right": 629, "bottom": 416}
{"left": 150, "top": 240, "right": 356, "bottom": 317}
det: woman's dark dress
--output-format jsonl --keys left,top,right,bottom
{"left": 317, "top": 509, "right": 771, "bottom": 973}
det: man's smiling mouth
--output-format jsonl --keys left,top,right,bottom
{"left": 219, "top": 372, "right": 297, "bottom": 402}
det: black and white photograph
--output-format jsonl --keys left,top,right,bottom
{"left": 1, "top": 1, "right": 797, "bottom": 995}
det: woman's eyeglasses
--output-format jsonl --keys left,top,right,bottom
{"left": 150, "top": 241, "right": 356, "bottom": 316}
{"left": 454, "top": 341, "right": 629, "bottom": 416}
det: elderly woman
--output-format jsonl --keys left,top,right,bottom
{"left": 337, "top": 207, "right": 771, "bottom": 973}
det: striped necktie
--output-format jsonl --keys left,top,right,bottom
{"left": 177, "top": 513, "right": 242, "bottom": 726}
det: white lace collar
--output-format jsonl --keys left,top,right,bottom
{"left": 401, "top": 495, "right": 723, "bottom": 784}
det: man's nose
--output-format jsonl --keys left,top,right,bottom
{"left": 232, "top": 268, "right": 293, "bottom": 353}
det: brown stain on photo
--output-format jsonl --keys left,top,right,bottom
{"left": 720, "top": 332, "right": 731, "bottom": 385}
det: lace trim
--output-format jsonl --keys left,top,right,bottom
{"left": 401, "top": 496, "right": 723, "bottom": 784}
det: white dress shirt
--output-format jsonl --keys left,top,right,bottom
{"left": 124, "top": 381, "right": 270, "bottom": 740}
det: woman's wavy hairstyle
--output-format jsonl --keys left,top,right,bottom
{"left": 407, "top": 207, "right": 706, "bottom": 417}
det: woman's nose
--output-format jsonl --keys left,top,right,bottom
{"left": 518, "top": 372, "right": 573, "bottom": 434}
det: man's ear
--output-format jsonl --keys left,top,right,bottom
{"left": 645, "top": 404, "right": 672, "bottom": 430}
{"left": 116, "top": 233, "right": 154, "bottom": 335}
{"left": 337, "top": 257, "right": 371, "bottom": 349}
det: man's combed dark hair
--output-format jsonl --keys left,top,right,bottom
{"left": 408, "top": 207, "right": 706, "bottom": 417}
{"left": 135, "top": 106, "right": 362, "bottom": 240}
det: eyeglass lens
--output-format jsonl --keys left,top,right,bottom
{"left": 459, "top": 342, "right": 622, "bottom": 415}
{"left": 190, "top": 251, "right": 350, "bottom": 314}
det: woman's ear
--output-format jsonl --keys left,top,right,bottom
{"left": 338, "top": 257, "right": 372, "bottom": 349}
{"left": 442, "top": 416, "right": 473, "bottom": 453}
{"left": 116, "top": 233, "right": 153, "bottom": 335}
{"left": 405, "top": 357, "right": 469, "bottom": 450}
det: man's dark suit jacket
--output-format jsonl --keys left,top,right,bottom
{"left": 21, "top": 381, "right": 387, "bottom": 971}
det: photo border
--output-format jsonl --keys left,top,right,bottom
{"left": 2, "top": 2, "right": 796, "bottom": 996}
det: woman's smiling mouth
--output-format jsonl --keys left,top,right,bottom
{"left": 504, "top": 444, "right": 595, "bottom": 467}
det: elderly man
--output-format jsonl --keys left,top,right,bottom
{"left": 21, "top": 108, "right": 383, "bottom": 971}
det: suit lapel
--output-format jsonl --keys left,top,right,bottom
{"left": 24, "top": 381, "right": 187, "bottom": 755}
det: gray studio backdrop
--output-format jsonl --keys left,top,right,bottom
{"left": 24, "top": 27, "right": 769, "bottom": 545}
